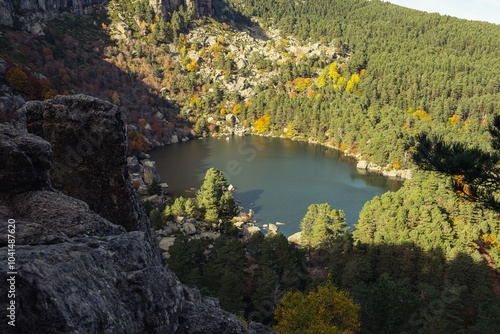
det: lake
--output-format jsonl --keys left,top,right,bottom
{"left": 150, "top": 136, "right": 403, "bottom": 236}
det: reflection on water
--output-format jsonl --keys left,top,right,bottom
{"left": 150, "top": 136, "right": 404, "bottom": 236}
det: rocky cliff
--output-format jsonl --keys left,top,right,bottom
{"left": 0, "top": 0, "right": 106, "bottom": 27}
{"left": 0, "top": 95, "right": 274, "bottom": 333}
{"left": 0, "top": 0, "right": 211, "bottom": 27}
{"left": 149, "top": 0, "right": 211, "bottom": 18}
{"left": 21, "top": 95, "right": 150, "bottom": 233}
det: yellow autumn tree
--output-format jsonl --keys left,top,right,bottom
{"left": 317, "top": 68, "right": 328, "bottom": 88}
{"left": 413, "top": 109, "right": 429, "bottom": 120}
{"left": 186, "top": 58, "right": 199, "bottom": 72}
{"left": 292, "top": 78, "right": 313, "bottom": 92}
{"left": 345, "top": 80, "right": 354, "bottom": 93}
{"left": 274, "top": 281, "right": 360, "bottom": 334}
{"left": 448, "top": 113, "right": 460, "bottom": 126}
{"left": 328, "top": 62, "right": 340, "bottom": 83}
{"left": 254, "top": 112, "right": 271, "bottom": 133}
{"left": 233, "top": 104, "right": 241, "bottom": 114}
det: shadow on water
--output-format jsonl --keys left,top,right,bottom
{"left": 350, "top": 170, "right": 404, "bottom": 192}
{"left": 151, "top": 136, "right": 406, "bottom": 235}
{"left": 150, "top": 139, "right": 213, "bottom": 197}
{"left": 234, "top": 188, "right": 264, "bottom": 215}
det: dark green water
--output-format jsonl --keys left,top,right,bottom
{"left": 150, "top": 136, "right": 403, "bottom": 236}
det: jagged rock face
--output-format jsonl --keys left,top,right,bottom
{"left": 0, "top": 0, "right": 106, "bottom": 27}
{"left": 0, "top": 0, "right": 211, "bottom": 27}
{"left": 21, "top": 95, "right": 150, "bottom": 234}
{"left": 0, "top": 111, "right": 275, "bottom": 333}
{"left": 0, "top": 122, "right": 52, "bottom": 193}
{"left": 149, "top": 0, "right": 212, "bottom": 17}
{"left": 0, "top": 232, "right": 185, "bottom": 333}
{"left": 188, "top": 0, "right": 211, "bottom": 17}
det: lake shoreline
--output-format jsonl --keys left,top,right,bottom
{"left": 150, "top": 135, "right": 403, "bottom": 237}
{"left": 215, "top": 126, "right": 413, "bottom": 181}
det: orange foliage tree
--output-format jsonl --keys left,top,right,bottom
{"left": 128, "top": 132, "right": 150, "bottom": 155}
{"left": 6, "top": 67, "right": 28, "bottom": 92}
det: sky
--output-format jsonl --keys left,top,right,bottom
{"left": 385, "top": 0, "right": 500, "bottom": 25}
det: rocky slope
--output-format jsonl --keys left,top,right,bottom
{"left": 0, "top": 0, "right": 211, "bottom": 28}
{"left": 0, "top": 0, "right": 106, "bottom": 27}
{"left": 0, "top": 95, "right": 275, "bottom": 333}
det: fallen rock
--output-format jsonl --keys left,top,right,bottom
{"left": 159, "top": 237, "right": 176, "bottom": 252}
{"left": 183, "top": 222, "right": 197, "bottom": 235}
{"left": 158, "top": 182, "right": 168, "bottom": 194}
{"left": 356, "top": 160, "right": 368, "bottom": 170}
{"left": 127, "top": 156, "right": 141, "bottom": 173}
{"left": 288, "top": 232, "right": 302, "bottom": 247}
{"left": 142, "top": 160, "right": 161, "bottom": 185}
{"left": 268, "top": 223, "right": 278, "bottom": 233}
{"left": 242, "top": 224, "right": 261, "bottom": 240}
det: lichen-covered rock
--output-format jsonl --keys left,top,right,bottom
{"left": 0, "top": 232, "right": 185, "bottom": 333}
{"left": 142, "top": 159, "right": 161, "bottom": 185}
{"left": 0, "top": 122, "right": 52, "bottom": 193}
{"left": 177, "top": 301, "right": 276, "bottom": 334}
{"left": 21, "top": 95, "right": 149, "bottom": 234}
{"left": 0, "top": 0, "right": 106, "bottom": 27}
{"left": 11, "top": 190, "right": 126, "bottom": 238}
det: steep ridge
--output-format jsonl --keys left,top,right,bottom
{"left": 0, "top": 95, "right": 275, "bottom": 333}
{"left": 0, "top": 0, "right": 211, "bottom": 27}
{"left": 0, "top": 0, "right": 106, "bottom": 27}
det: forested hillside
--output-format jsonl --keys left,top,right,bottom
{"left": 222, "top": 0, "right": 500, "bottom": 167}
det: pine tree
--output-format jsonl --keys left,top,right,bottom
{"left": 170, "top": 197, "right": 186, "bottom": 217}
{"left": 185, "top": 198, "right": 195, "bottom": 218}
{"left": 301, "top": 203, "right": 347, "bottom": 249}
{"left": 149, "top": 208, "right": 163, "bottom": 230}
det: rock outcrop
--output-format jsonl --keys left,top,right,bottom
{"left": 0, "top": 0, "right": 106, "bottom": 27}
{"left": 0, "top": 0, "right": 211, "bottom": 28}
{"left": 149, "top": 0, "right": 212, "bottom": 18}
{"left": 21, "top": 95, "right": 149, "bottom": 233}
{"left": 0, "top": 98, "right": 274, "bottom": 333}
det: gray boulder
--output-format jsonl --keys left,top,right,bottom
{"left": 356, "top": 160, "right": 368, "bottom": 170}
{"left": 288, "top": 232, "right": 302, "bottom": 247}
{"left": 0, "top": 122, "right": 52, "bottom": 193}
{"left": 127, "top": 156, "right": 141, "bottom": 173}
{"left": 268, "top": 223, "right": 278, "bottom": 234}
{"left": 142, "top": 160, "right": 161, "bottom": 185}
{"left": 160, "top": 182, "right": 169, "bottom": 194}
{"left": 183, "top": 222, "right": 197, "bottom": 235}
{"left": 159, "top": 237, "right": 176, "bottom": 252}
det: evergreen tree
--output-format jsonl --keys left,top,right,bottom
{"left": 147, "top": 178, "right": 162, "bottom": 196}
{"left": 149, "top": 208, "right": 163, "bottom": 230}
{"left": 196, "top": 168, "right": 239, "bottom": 227}
{"left": 170, "top": 196, "right": 186, "bottom": 217}
{"left": 184, "top": 198, "right": 196, "bottom": 218}
{"left": 301, "top": 203, "right": 347, "bottom": 249}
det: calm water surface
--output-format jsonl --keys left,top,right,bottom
{"left": 150, "top": 136, "right": 402, "bottom": 236}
